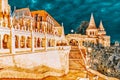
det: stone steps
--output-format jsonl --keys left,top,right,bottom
{"left": 69, "top": 46, "right": 85, "bottom": 70}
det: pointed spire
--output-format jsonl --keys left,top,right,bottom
{"left": 99, "top": 20, "right": 105, "bottom": 31}
{"left": 98, "top": 20, "right": 106, "bottom": 35}
{"left": 87, "top": 13, "right": 97, "bottom": 29}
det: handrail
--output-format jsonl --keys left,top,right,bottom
{"left": 78, "top": 46, "right": 87, "bottom": 67}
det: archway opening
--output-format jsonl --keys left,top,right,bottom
{"left": 69, "top": 39, "right": 78, "bottom": 46}
{"left": 3, "top": 34, "right": 10, "bottom": 49}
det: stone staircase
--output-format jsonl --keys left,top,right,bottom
{"left": 69, "top": 46, "right": 86, "bottom": 70}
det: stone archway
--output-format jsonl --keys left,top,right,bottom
{"left": 69, "top": 39, "right": 79, "bottom": 46}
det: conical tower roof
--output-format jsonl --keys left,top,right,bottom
{"left": 99, "top": 21, "right": 105, "bottom": 31}
{"left": 87, "top": 13, "right": 97, "bottom": 29}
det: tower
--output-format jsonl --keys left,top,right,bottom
{"left": 0, "top": 0, "right": 10, "bottom": 13}
{"left": 0, "top": 0, "right": 10, "bottom": 27}
{"left": 86, "top": 13, "right": 98, "bottom": 37}
{"left": 98, "top": 21, "right": 106, "bottom": 36}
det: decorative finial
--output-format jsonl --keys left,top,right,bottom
{"left": 91, "top": 12, "right": 94, "bottom": 20}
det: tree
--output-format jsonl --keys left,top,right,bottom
{"left": 76, "top": 21, "right": 89, "bottom": 34}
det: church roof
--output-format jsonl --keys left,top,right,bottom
{"left": 87, "top": 13, "right": 97, "bottom": 30}
{"left": 99, "top": 21, "right": 105, "bottom": 31}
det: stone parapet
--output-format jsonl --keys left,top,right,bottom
{"left": 0, "top": 48, "right": 70, "bottom": 78}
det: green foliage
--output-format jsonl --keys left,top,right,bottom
{"left": 76, "top": 21, "right": 89, "bottom": 34}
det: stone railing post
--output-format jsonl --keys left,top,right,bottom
{"left": 10, "top": 28, "right": 15, "bottom": 54}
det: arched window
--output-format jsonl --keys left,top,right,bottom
{"left": 15, "top": 35, "right": 19, "bottom": 48}
{"left": 41, "top": 38, "right": 45, "bottom": 47}
{"left": 52, "top": 39, "right": 55, "bottom": 47}
{"left": 90, "top": 32, "right": 92, "bottom": 35}
{"left": 34, "top": 37, "right": 36, "bottom": 48}
{"left": 48, "top": 39, "right": 50, "bottom": 47}
{"left": 37, "top": 38, "right": 40, "bottom": 47}
{"left": 20, "top": 36, "right": 25, "bottom": 48}
{"left": 56, "top": 40, "right": 61, "bottom": 46}
{"left": 3, "top": 34, "right": 10, "bottom": 49}
{"left": 26, "top": 36, "right": 31, "bottom": 48}
{"left": 50, "top": 39, "right": 54, "bottom": 47}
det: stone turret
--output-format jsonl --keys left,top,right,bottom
{"left": 0, "top": 0, "right": 10, "bottom": 13}
{"left": 0, "top": 0, "right": 10, "bottom": 27}
{"left": 98, "top": 21, "right": 106, "bottom": 36}
{"left": 86, "top": 13, "right": 98, "bottom": 37}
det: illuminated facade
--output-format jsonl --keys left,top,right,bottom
{"left": 0, "top": 0, "right": 70, "bottom": 78}
{"left": 0, "top": 2, "right": 69, "bottom": 53}
{"left": 66, "top": 14, "right": 110, "bottom": 47}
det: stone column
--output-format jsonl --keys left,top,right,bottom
{"left": 10, "top": 28, "right": 15, "bottom": 54}
{"left": 54, "top": 38, "right": 56, "bottom": 50}
{"left": 65, "top": 52, "right": 70, "bottom": 74}
{"left": 18, "top": 35, "right": 20, "bottom": 48}
{"left": 45, "top": 34, "right": 47, "bottom": 51}
{"left": 31, "top": 31, "right": 34, "bottom": 52}
{"left": 40, "top": 38, "right": 41, "bottom": 48}
{"left": 24, "top": 36, "right": 26, "bottom": 48}
{"left": 36, "top": 37, "right": 37, "bottom": 48}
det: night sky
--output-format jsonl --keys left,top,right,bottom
{"left": 9, "top": 0, "right": 120, "bottom": 42}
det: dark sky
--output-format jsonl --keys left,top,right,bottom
{"left": 8, "top": 0, "right": 120, "bottom": 42}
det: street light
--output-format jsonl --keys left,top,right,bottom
{"left": 71, "top": 29, "right": 74, "bottom": 33}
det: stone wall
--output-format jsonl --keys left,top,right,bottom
{"left": 0, "top": 48, "right": 70, "bottom": 76}
{"left": 0, "top": 55, "right": 14, "bottom": 67}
